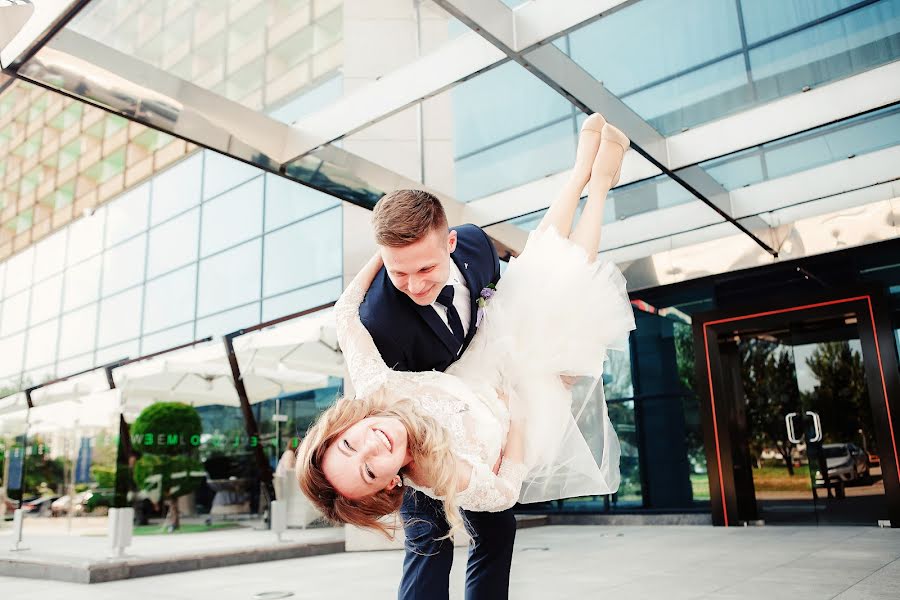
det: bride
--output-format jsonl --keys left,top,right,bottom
{"left": 296, "top": 114, "right": 635, "bottom": 537}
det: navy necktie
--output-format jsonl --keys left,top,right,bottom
{"left": 436, "top": 284, "right": 465, "bottom": 347}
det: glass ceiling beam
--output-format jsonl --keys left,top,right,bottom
{"left": 0, "top": 0, "right": 88, "bottom": 70}
{"left": 11, "top": 25, "right": 519, "bottom": 255}
{"left": 282, "top": 31, "right": 506, "bottom": 164}
{"left": 435, "top": 0, "right": 778, "bottom": 257}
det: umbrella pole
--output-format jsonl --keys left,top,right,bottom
{"left": 223, "top": 334, "right": 275, "bottom": 523}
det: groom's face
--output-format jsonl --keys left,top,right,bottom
{"left": 380, "top": 228, "right": 458, "bottom": 306}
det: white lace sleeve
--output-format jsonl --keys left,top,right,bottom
{"left": 455, "top": 460, "right": 527, "bottom": 512}
{"left": 334, "top": 278, "right": 393, "bottom": 399}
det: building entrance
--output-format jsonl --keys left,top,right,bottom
{"left": 693, "top": 289, "right": 900, "bottom": 527}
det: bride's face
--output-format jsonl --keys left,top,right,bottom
{"left": 321, "top": 416, "right": 411, "bottom": 499}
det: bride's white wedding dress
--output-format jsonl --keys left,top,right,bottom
{"left": 336, "top": 226, "right": 635, "bottom": 512}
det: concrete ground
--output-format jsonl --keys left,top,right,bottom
{"left": 1, "top": 525, "right": 899, "bottom": 599}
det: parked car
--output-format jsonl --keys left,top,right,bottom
{"left": 815, "top": 443, "right": 870, "bottom": 485}
{"left": 22, "top": 495, "right": 60, "bottom": 515}
{"left": 50, "top": 492, "right": 89, "bottom": 517}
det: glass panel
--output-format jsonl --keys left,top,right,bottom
{"left": 333, "top": 60, "right": 578, "bottom": 203}
{"left": 33, "top": 230, "right": 67, "bottom": 283}
{"left": 142, "top": 264, "right": 197, "bottom": 334}
{"left": 741, "top": 0, "right": 859, "bottom": 44}
{"left": 151, "top": 153, "right": 202, "bottom": 226}
{"left": 261, "top": 276, "right": 342, "bottom": 321}
{"left": 95, "top": 338, "right": 139, "bottom": 364}
{"left": 68, "top": 0, "right": 346, "bottom": 113}
{"left": 197, "top": 239, "right": 262, "bottom": 317}
{"left": 0, "top": 289, "right": 30, "bottom": 336}
{"left": 66, "top": 214, "right": 105, "bottom": 266}
{"left": 97, "top": 287, "right": 143, "bottom": 348}
{"left": 24, "top": 319, "right": 59, "bottom": 371}
{"left": 3, "top": 247, "right": 33, "bottom": 296}
{"left": 101, "top": 234, "right": 147, "bottom": 296}
{"left": 263, "top": 207, "right": 341, "bottom": 296}
{"left": 195, "top": 302, "right": 261, "bottom": 340}
{"left": 63, "top": 256, "right": 102, "bottom": 311}
{"left": 28, "top": 274, "right": 63, "bottom": 326}
{"left": 200, "top": 177, "right": 264, "bottom": 257}
{"left": 0, "top": 333, "right": 25, "bottom": 380}
{"left": 264, "top": 173, "right": 339, "bottom": 232}
{"left": 104, "top": 183, "right": 150, "bottom": 248}
{"left": 703, "top": 104, "right": 900, "bottom": 190}
{"left": 58, "top": 303, "right": 98, "bottom": 359}
{"left": 140, "top": 322, "right": 194, "bottom": 355}
{"left": 146, "top": 207, "right": 199, "bottom": 279}
{"left": 566, "top": 0, "right": 900, "bottom": 134}
{"left": 203, "top": 151, "right": 264, "bottom": 201}
{"left": 267, "top": 73, "right": 342, "bottom": 124}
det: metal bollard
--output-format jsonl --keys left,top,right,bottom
{"left": 108, "top": 507, "right": 135, "bottom": 558}
{"left": 9, "top": 508, "right": 27, "bottom": 552}
{"left": 270, "top": 500, "right": 287, "bottom": 543}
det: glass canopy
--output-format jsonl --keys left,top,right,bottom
{"left": 1, "top": 0, "right": 898, "bottom": 289}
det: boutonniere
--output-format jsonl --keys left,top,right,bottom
{"left": 475, "top": 283, "right": 496, "bottom": 327}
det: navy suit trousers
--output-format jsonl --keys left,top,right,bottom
{"left": 398, "top": 488, "right": 516, "bottom": 600}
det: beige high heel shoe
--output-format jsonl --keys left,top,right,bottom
{"left": 598, "top": 122, "right": 630, "bottom": 188}
{"left": 573, "top": 113, "right": 608, "bottom": 181}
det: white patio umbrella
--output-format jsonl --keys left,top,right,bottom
{"left": 113, "top": 340, "right": 331, "bottom": 408}
{"left": 234, "top": 310, "right": 343, "bottom": 378}
{"left": 28, "top": 369, "right": 112, "bottom": 407}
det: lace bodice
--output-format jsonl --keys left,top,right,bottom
{"left": 335, "top": 277, "right": 525, "bottom": 512}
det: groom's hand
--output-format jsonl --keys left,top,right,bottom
{"left": 492, "top": 453, "right": 503, "bottom": 475}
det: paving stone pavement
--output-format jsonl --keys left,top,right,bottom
{"left": 0, "top": 525, "right": 898, "bottom": 599}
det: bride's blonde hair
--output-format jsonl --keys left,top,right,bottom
{"left": 295, "top": 395, "right": 465, "bottom": 538}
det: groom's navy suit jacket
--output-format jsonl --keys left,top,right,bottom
{"left": 359, "top": 224, "right": 500, "bottom": 374}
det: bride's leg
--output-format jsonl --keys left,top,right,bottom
{"left": 536, "top": 113, "right": 606, "bottom": 237}
{"left": 568, "top": 123, "right": 629, "bottom": 260}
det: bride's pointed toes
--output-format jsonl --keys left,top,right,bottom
{"left": 581, "top": 113, "right": 607, "bottom": 134}
{"left": 600, "top": 122, "right": 630, "bottom": 151}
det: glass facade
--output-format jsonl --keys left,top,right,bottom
{"left": 1, "top": 0, "right": 899, "bottom": 532}
{"left": 0, "top": 149, "right": 341, "bottom": 391}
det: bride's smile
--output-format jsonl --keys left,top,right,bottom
{"left": 320, "top": 415, "right": 411, "bottom": 499}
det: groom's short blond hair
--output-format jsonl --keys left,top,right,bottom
{"left": 372, "top": 189, "right": 448, "bottom": 247}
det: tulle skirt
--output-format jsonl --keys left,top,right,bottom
{"left": 451, "top": 226, "right": 636, "bottom": 504}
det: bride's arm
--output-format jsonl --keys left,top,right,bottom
{"left": 335, "top": 253, "right": 394, "bottom": 399}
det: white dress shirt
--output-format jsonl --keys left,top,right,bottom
{"left": 430, "top": 259, "right": 471, "bottom": 338}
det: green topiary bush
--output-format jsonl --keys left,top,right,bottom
{"left": 131, "top": 402, "right": 206, "bottom": 531}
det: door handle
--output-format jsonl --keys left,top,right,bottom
{"left": 785, "top": 412, "right": 801, "bottom": 444}
{"left": 806, "top": 411, "right": 822, "bottom": 443}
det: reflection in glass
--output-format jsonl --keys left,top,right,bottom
{"left": 0, "top": 289, "right": 29, "bottom": 336}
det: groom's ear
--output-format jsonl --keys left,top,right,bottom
{"left": 447, "top": 229, "right": 458, "bottom": 253}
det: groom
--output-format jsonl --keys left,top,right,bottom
{"left": 358, "top": 189, "right": 515, "bottom": 599}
